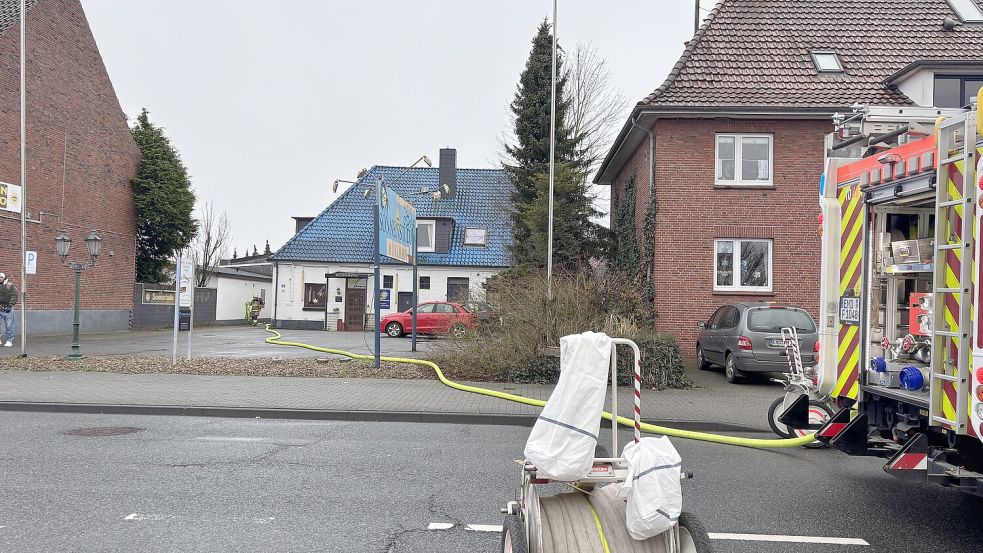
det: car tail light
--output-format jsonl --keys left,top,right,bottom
{"left": 814, "top": 341, "right": 821, "bottom": 353}
{"left": 737, "top": 336, "right": 752, "bottom": 350}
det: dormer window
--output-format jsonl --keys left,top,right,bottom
{"left": 811, "top": 52, "right": 843, "bottom": 73}
{"left": 934, "top": 75, "right": 983, "bottom": 108}
{"left": 946, "top": 0, "right": 983, "bottom": 22}
{"left": 417, "top": 220, "right": 436, "bottom": 252}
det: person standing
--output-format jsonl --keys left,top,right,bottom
{"left": 0, "top": 272, "right": 18, "bottom": 347}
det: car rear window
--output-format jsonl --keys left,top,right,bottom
{"left": 747, "top": 308, "right": 816, "bottom": 333}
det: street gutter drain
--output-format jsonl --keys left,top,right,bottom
{"left": 63, "top": 427, "right": 146, "bottom": 437}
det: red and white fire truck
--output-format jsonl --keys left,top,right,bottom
{"left": 797, "top": 91, "right": 983, "bottom": 494}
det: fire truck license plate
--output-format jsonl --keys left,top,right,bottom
{"left": 839, "top": 297, "right": 861, "bottom": 325}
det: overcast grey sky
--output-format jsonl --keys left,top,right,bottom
{"left": 80, "top": 0, "right": 705, "bottom": 254}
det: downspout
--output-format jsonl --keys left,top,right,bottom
{"left": 273, "top": 262, "right": 279, "bottom": 326}
{"left": 629, "top": 116, "right": 655, "bottom": 300}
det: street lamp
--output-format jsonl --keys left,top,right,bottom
{"left": 56, "top": 230, "right": 102, "bottom": 359}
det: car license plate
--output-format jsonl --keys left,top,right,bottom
{"left": 768, "top": 338, "right": 784, "bottom": 347}
{"left": 588, "top": 464, "right": 611, "bottom": 477}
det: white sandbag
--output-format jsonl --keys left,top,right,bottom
{"left": 523, "top": 331, "right": 612, "bottom": 481}
{"left": 618, "top": 436, "right": 683, "bottom": 540}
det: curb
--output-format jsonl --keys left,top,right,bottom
{"left": 0, "top": 401, "right": 769, "bottom": 433}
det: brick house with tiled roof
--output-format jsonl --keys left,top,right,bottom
{"left": 595, "top": 0, "right": 983, "bottom": 357}
{"left": 0, "top": 0, "right": 141, "bottom": 335}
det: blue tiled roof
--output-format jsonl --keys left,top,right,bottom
{"left": 272, "top": 166, "right": 513, "bottom": 267}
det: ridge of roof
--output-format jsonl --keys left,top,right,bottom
{"left": 640, "top": 0, "right": 726, "bottom": 106}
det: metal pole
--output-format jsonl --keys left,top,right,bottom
{"left": 172, "top": 253, "right": 180, "bottom": 366}
{"left": 187, "top": 262, "right": 194, "bottom": 361}
{"left": 66, "top": 268, "right": 81, "bottom": 359}
{"left": 19, "top": 0, "right": 27, "bottom": 357}
{"left": 546, "top": 0, "right": 557, "bottom": 300}
{"left": 412, "top": 242, "right": 418, "bottom": 352}
{"left": 373, "top": 179, "right": 381, "bottom": 369}
{"left": 694, "top": 0, "right": 700, "bottom": 33}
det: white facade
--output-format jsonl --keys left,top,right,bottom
{"left": 893, "top": 65, "right": 983, "bottom": 107}
{"left": 273, "top": 262, "right": 503, "bottom": 330}
{"left": 206, "top": 274, "right": 272, "bottom": 323}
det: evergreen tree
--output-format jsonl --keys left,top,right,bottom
{"left": 130, "top": 109, "right": 197, "bottom": 283}
{"left": 263, "top": 240, "right": 271, "bottom": 255}
{"left": 252, "top": 245, "right": 258, "bottom": 256}
{"left": 505, "top": 20, "right": 595, "bottom": 268}
{"left": 232, "top": 247, "right": 238, "bottom": 260}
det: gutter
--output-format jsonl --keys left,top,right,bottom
{"left": 629, "top": 115, "right": 656, "bottom": 297}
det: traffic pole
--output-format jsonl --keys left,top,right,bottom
{"left": 19, "top": 0, "right": 27, "bottom": 357}
{"left": 373, "top": 178, "right": 381, "bottom": 369}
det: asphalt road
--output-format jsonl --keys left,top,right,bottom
{"left": 0, "top": 326, "right": 439, "bottom": 360}
{"left": 1, "top": 412, "right": 982, "bottom": 552}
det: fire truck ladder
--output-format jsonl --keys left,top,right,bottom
{"left": 930, "top": 112, "right": 978, "bottom": 433}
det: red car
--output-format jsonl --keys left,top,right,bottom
{"left": 380, "top": 301, "right": 477, "bottom": 338}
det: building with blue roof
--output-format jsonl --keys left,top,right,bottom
{"left": 270, "top": 149, "right": 514, "bottom": 330}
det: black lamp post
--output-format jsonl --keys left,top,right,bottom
{"left": 56, "top": 230, "right": 102, "bottom": 359}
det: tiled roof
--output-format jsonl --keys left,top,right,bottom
{"left": 642, "top": 0, "right": 983, "bottom": 108}
{"left": 272, "top": 166, "right": 513, "bottom": 267}
{"left": 0, "top": 0, "right": 36, "bottom": 37}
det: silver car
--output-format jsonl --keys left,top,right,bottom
{"left": 695, "top": 302, "right": 818, "bottom": 384}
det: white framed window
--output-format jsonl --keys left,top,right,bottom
{"left": 811, "top": 51, "right": 843, "bottom": 73}
{"left": 714, "top": 239, "right": 772, "bottom": 292}
{"left": 946, "top": 0, "right": 983, "bottom": 22}
{"left": 417, "top": 220, "right": 436, "bottom": 252}
{"left": 464, "top": 227, "right": 487, "bottom": 246}
{"left": 715, "top": 134, "right": 773, "bottom": 186}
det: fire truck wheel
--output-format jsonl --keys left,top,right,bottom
{"left": 724, "top": 354, "right": 744, "bottom": 384}
{"left": 696, "top": 345, "right": 712, "bottom": 371}
{"left": 767, "top": 396, "right": 795, "bottom": 438}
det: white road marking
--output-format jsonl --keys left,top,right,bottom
{"left": 464, "top": 524, "right": 503, "bottom": 533}
{"left": 195, "top": 436, "right": 268, "bottom": 442}
{"left": 428, "top": 522, "right": 454, "bottom": 530}
{"left": 252, "top": 517, "right": 275, "bottom": 524}
{"left": 709, "top": 533, "right": 870, "bottom": 546}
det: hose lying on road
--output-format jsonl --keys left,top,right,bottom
{"left": 264, "top": 326, "right": 818, "bottom": 449}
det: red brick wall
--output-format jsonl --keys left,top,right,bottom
{"left": 0, "top": 0, "right": 140, "bottom": 312}
{"left": 612, "top": 117, "right": 830, "bottom": 354}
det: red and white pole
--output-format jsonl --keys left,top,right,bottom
{"left": 634, "top": 358, "right": 642, "bottom": 444}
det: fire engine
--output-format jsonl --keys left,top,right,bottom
{"left": 787, "top": 90, "right": 983, "bottom": 495}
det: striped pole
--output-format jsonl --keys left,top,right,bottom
{"left": 635, "top": 355, "right": 642, "bottom": 444}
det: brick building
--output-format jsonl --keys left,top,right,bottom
{"left": 594, "top": 0, "right": 983, "bottom": 354}
{"left": 0, "top": 0, "right": 140, "bottom": 334}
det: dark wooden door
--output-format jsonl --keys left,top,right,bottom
{"left": 345, "top": 289, "right": 366, "bottom": 331}
{"left": 397, "top": 292, "right": 413, "bottom": 312}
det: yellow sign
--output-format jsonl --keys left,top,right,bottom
{"left": 0, "top": 181, "right": 22, "bottom": 213}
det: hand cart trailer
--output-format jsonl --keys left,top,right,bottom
{"left": 500, "top": 338, "right": 713, "bottom": 553}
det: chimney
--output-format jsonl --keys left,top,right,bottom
{"left": 439, "top": 148, "right": 457, "bottom": 199}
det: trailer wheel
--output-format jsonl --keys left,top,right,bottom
{"left": 791, "top": 399, "right": 833, "bottom": 449}
{"left": 500, "top": 514, "right": 528, "bottom": 553}
{"left": 678, "top": 512, "right": 714, "bottom": 553}
{"left": 767, "top": 396, "right": 795, "bottom": 438}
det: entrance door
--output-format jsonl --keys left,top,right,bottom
{"left": 397, "top": 292, "right": 413, "bottom": 312}
{"left": 344, "top": 278, "right": 368, "bottom": 331}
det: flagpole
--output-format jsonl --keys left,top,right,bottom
{"left": 19, "top": 0, "right": 27, "bottom": 356}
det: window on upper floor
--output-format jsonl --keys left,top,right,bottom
{"left": 417, "top": 220, "right": 436, "bottom": 253}
{"left": 715, "top": 239, "right": 772, "bottom": 293}
{"left": 715, "top": 134, "right": 773, "bottom": 186}
{"left": 946, "top": 0, "right": 983, "bottom": 22}
{"left": 934, "top": 75, "right": 983, "bottom": 108}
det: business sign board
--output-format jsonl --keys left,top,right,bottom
{"left": 378, "top": 185, "right": 416, "bottom": 264}
{"left": 143, "top": 289, "right": 175, "bottom": 305}
{"left": 379, "top": 288, "right": 391, "bottom": 309}
{"left": 0, "top": 181, "right": 22, "bottom": 213}
{"left": 179, "top": 257, "right": 194, "bottom": 308}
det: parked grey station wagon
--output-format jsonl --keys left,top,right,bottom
{"left": 695, "top": 302, "right": 818, "bottom": 384}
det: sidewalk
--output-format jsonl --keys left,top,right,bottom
{"left": 0, "top": 365, "right": 782, "bottom": 432}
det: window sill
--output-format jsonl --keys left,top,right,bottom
{"left": 712, "top": 290, "right": 775, "bottom": 296}
{"left": 713, "top": 182, "right": 775, "bottom": 189}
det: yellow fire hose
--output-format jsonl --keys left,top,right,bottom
{"left": 264, "top": 326, "right": 817, "bottom": 449}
